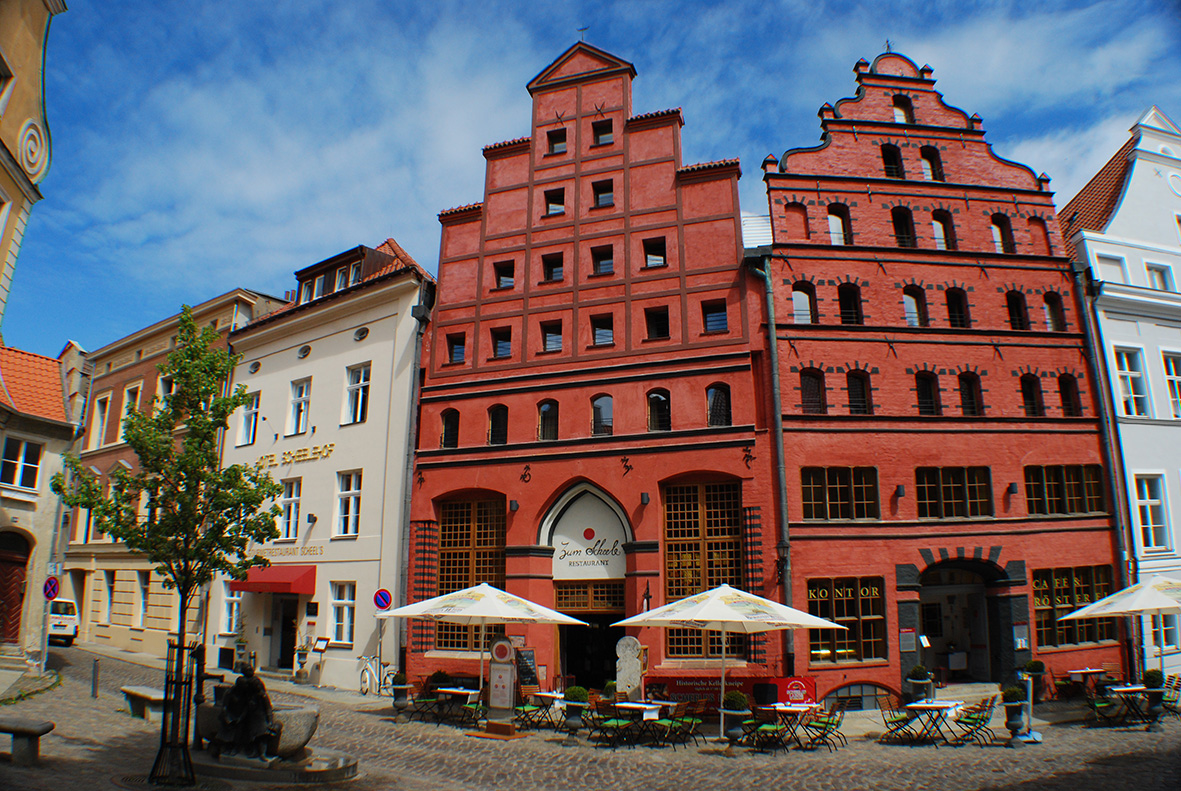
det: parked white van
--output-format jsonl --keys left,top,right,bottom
{"left": 48, "top": 599, "right": 79, "bottom": 646}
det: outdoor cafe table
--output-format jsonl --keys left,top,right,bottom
{"left": 614, "top": 701, "right": 665, "bottom": 743}
{"left": 434, "top": 687, "right": 480, "bottom": 725}
{"left": 764, "top": 702, "right": 822, "bottom": 749}
{"left": 904, "top": 700, "right": 964, "bottom": 747}
{"left": 1068, "top": 668, "right": 1107, "bottom": 695}
{"left": 533, "top": 691, "right": 566, "bottom": 728}
{"left": 1109, "top": 685, "right": 1149, "bottom": 724}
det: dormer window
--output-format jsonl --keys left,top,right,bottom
{"left": 298, "top": 281, "right": 313, "bottom": 304}
{"left": 314, "top": 274, "right": 328, "bottom": 299}
{"left": 336, "top": 267, "right": 349, "bottom": 291}
{"left": 350, "top": 261, "right": 362, "bottom": 285}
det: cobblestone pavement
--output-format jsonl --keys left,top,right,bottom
{"left": 0, "top": 646, "right": 1178, "bottom": 791}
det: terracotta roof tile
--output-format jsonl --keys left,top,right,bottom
{"left": 678, "top": 158, "right": 741, "bottom": 175}
{"left": 438, "top": 202, "right": 483, "bottom": 219}
{"left": 628, "top": 107, "right": 682, "bottom": 124}
{"left": 0, "top": 346, "right": 67, "bottom": 424}
{"left": 482, "top": 137, "right": 530, "bottom": 153}
{"left": 1059, "top": 135, "right": 1136, "bottom": 240}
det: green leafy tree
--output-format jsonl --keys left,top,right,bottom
{"left": 53, "top": 305, "right": 280, "bottom": 783}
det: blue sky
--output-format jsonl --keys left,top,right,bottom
{"left": 5, "top": 0, "right": 1181, "bottom": 357}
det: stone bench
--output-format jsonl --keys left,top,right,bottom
{"left": 0, "top": 715, "right": 55, "bottom": 766}
{"left": 120, "top": 685, "right": 166, "bottom": 722}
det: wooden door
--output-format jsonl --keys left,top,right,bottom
{"left": 0, "top": 541, "right": 30, "bottom": 644}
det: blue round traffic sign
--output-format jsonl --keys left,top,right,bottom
{"left": 373, "top": 588, "right": 392, "bottom": 610}
{"left": 43, "top": 576, "right": 59, "bottom": 601}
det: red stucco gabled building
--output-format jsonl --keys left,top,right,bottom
{"left": 761, "top": 52, "right": 1124, "bottom": 703}
{"left": 407, "top": 43, "right": 779, "bottom": 691}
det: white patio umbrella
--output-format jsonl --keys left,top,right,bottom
{"left": 613, "top": 583, "right": 844, "bottom": 739}
{"left": 1059, "top": 574, "right": 1181, "bottom": 672}
{"left": 376, "top": 582, "right": 587, "bottom": 691}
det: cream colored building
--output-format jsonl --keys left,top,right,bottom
{"left": 0, "top": 0, "right": 66, "bottom": 325}
{"left": 208, "top": 240, "right": 432, "bottom": 689}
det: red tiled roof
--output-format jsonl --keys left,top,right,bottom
{"left": 483, "top": 137, "right": 530, "bottom": 153}
{"left": 0, "top": 346, "right": 67, "bottom": 424}
{"left": 628, "top": 107, "right": 682, "bottom": 124}
{"left": 439, "top": 202, "right": 483, "bottom": 219}
{"left": 678, "top": 158, "right": 741, "bottom": 175}
{"left": 1059, "top": 135, "right": 1136, "bottom": 240}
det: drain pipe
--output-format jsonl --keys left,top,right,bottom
{"left": 746, "top": 249, "right": 793, "bottom": 675}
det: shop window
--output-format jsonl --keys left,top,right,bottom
{"left": 1033, "top": 566, "right": 1116, "bottom": 647}
{"left": 436, "top": 498, "right": 507, "bottom": 651}
{"left": 801, "top": 467, "right": 879, "bottom": 520}
{"left": 807, "top": 577, "right": 886, "bottom": 663}
{"left": 915, "top": 466, "right": 993, "bottom": 518}
{"left": 1024, "top": 464, "right": 1105, "bottom": 515}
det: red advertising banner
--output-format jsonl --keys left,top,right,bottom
{"left": 645, "top": 676, "right": 817, "bottom": 713}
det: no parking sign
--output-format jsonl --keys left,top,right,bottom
{"left": 373, "top": 588, "right": 392, "bottom": 610}
{"left": 43, "top": 576, "right": 59, "bottom": 601}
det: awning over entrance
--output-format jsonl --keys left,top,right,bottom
{"left": 228, "top": 565, "right": 316, "bottom": 595}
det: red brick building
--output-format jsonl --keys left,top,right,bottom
{"left": 408, "top": 43, "right": 778, "bottom": 691}
{"left": 762, "top": 53, "right": 1124, "bottom": 703}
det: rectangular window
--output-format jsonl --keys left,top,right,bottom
{"left": 289, "top": 379, "right": 311, "bottom": 435}
{"left": 591, "top": 315, "right": 614, "bottom": 346}
{"left": 494, "top": 260, "right": 514, "bottom": 289}
{"left": 0, "top": 438, "right": 42, "bottom": 490}
{"left": 314, "top": 274, "right": 329, "bottom": 298}
{"left": 544, "top": 188, "right": 565, "bottom": 216}
{"left": 157, "top": 376, "right": 175, "bottom": 405}
{"left": 1135, "top": 475, "right": 1169, "bottom": 550}
{"left": 447, "top": 333, "right": 465, "bottom": 364}
{"left": 105, "top": 570, "right": 116, "bottom": 623}
{"left": 121, "top": 385, "right": 141, "bottom": 439}
{"left": 335, "top": 266, "right": 350, "bottom": 291}
{"left": 915, "top": 467, "right": 993, "bottom": 518}
{"left": 916, "top": 374, "right": 941, "bottom": 415}
{"left": 542, "top": 253, "right": 564, "bottom": 282}
{"left": 137, "top": 571, "right": 150, "bottom": 628}
{"left": 298, "top": 281, "right": 313, "bottom": 304}
{"left": 643, "top": 238, "right": 667, "bottom": 268}
{"left": 240, "top": 392, "right": 260, "bottom": 446}
{"left": 541, "top": 321, "right": 562, "bottom": 353}
{"left": 591, "top": 246, "right": 614, "bottom": 275}
{"left": 1165, "top": 354, "right": 1181, "bottom": 418}
{"left": 702, "top": 301, "right": 728, "bottom": 333}
{"left": 645, "top": 307, "right": 670, "bottom": 340}
{"left": 1115, "top": 349, "right": 1149, "bottom": 416}
{"left": 1152, "top": 614, "right": 1179, "bottom": 652}
{"left": 345, "top": 364, "right": 370, "bottom": 424}
{"left": 1024, "top": 464, "right": 1105, "bottom": 515}
{"left": 350, "top": 261, "right": 362, "bottom": 285}
{"left": 1147, "top": 264, "right": 1174, "bottom": 291}
{"left": 808, "top": 577, "right": 887, "bottom": 663}
{"left": 90, "top": 395, "right": 110, "bottom": 449}
{"left": 337, "top": 471, "right": 362, "bottom": 537}
{"left": 1033, "top": 566, "right": 1117, "bottom": 647}
{"left": 280, "top": 479, "right": 301, "bottom": 540}
{"left": 664, "top": 482, "right": 744, "bottom": 658}
{"left": 547, "top": 128, "right": 567, "bottom": 155}
{"left": 801, "top": 467, "right": 880, "bottom": 520}
{"left": 491, "top": 328, "right": 512, "bottom": 358}
{"left": 592, "top": 119, "right": 613, "bottom": 146}
{"left": 331, "top": 582, "right": 356, "bottom": 645}
{"left": 592, "top": 180, "right": 614, "bottom": 208}
{"left": 436, "top": 500, "right": 507, "bottom": 651}
{"left": 224, "top": 582, "right": 242, "bottom": 635}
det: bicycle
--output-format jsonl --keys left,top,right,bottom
{"left": 359, "top": 654, "right": 398, "bottom": 696}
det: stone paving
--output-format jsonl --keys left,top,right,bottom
{"left": 0, "top": 646, "right": 1178, "bottom": 790}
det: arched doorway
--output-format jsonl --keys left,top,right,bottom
{"left": 541, "top": 484, "right": 631, "bottom": 689}
{"left": 0, "top": 531, "right": 31, "bottom": 645}
{"left": 919, "top": 563, "right": 995, "bottom": 682}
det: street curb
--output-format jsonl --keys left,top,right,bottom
{"left": 0, "top": 669, "right": 61, "bottom": 705}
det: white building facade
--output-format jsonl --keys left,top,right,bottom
{"left": 209, "top": 241, "right": 432, "bottom": 690}
{"left": 1062, "top": 107, "right": 1181, "bottom": 676}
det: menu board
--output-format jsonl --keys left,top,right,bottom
{"left": 514, "top": 648, "right": 538, "bottom": 686}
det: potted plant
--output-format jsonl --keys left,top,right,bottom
{"left": 1024, "top": 660, "right": 1045, "bottom": 704}
{"left": 425, "top": 669, "right": 450, "bottom": 695}
{"left": 392, "top": 672, "right": 409, "bottom": 710}
{"left": 603, "top": 680, "right": 617, "bottom": 700}
{"left": 721, "top": 689, "right": 752, "bottom": 743}
{"left": 906, "top": 664, "right": 933, "bottom": 702}
{"left": 562, "top": 685, "right": 589, "bottom": 738}
{"left": 1142, "top": 668, "right": 1165, "bottom": 728}
{"left": 1002, "top": 684, "right": 1027, "bottom": 747}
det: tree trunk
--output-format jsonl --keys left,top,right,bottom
{"left": 149, "top": 589, "right": 194, "bottom": 785}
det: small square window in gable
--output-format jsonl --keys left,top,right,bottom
{"left": 547, "top": 128, "right": 567, "bottom": 155}
{"left": 592, "top": 120, "right": 613, "bottom": 146}
{"left": 494, "top": 261, "right": 514, "bottom": 289}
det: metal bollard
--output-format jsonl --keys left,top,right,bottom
{"left": 91, "top": 658, "right": 99, "bottom": 698}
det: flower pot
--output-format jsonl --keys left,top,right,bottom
{"left": 906, "top": 677, "right": 933, "bottom": 703}
{"left": 1145, "top": 688, "right": 1165, "bottom": 729}
{"left": 1003, "top": 701, "right": 1025, "bottom": 748}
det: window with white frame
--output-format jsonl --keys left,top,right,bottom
{"left": 1115, "top": 349, "right": 1149, "bottom": 416}
{"left": 280, "top": 479, "right": 301, "bottom": 540}
{"left": 1147, "top": 264, "right": 1174, "bottom": 291}
{"left": 105, "top": 570, "right": 116, "bottom": 623}
{"left": 331, "top": 582, "right": 356, "bottom": 644}
{"left": 90, "top": 395, "right": 110, "bottom": 449}
{"left": 1151, "top": 614, "right": 1179, "bottom": 652}
{"left": 336, "top": 266, "right": 350, "bottom": 291}
{"left": 157, "top": 376, "right": 175, "bottom": 405}
{"left": 1165, "top": 354, "right": 1181, "bottom": 419}
{"left": 1135, "top": 475, "right": 1169, "bottom": 550}
{"left": 137, "top": 571, "right": 150, "bottom": 628}
{"left": 290, "top": 379, "right": 311, "bottom": 434}
{"left": 350, "top": 261, "right": 362, "bottom": 285}
{"left": 224, "top": 581, "right": 242, "bottom": 634}
{"left": 345, "top": 364, "right": 370, "bottom": 424}
{"left": 240, "top": 392, "right": 260, "bottom": 446}
{"left": 1, "top": 438, "right": 42, "bottom": 490}
{"left": 120, "top": 384, "right": 141, "bottom": 439}
{"left": 337, "top": 471, "right": 362, "bottom": 536}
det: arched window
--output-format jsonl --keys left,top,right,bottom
{"left": 707, "top": 384, "right": 732, "bottom": 427}
{"left": 783, "top": 202, "right": 811, "bottom": 240}
{"left": 891, "top": 206, "right": 916, "bottom": 248}
{"left": 946, "top": 288, "right": 971, "bottom": 328}
{"left": 488, "top": 405, "right": 508, "bottom": 445}
{"left": 1058, "top": 374, "right": 1082, "bottom": 417}
{"left": 591, "top": 395, "right": 613, "bottom": 436}
{"left": 441, "top": 409, "right": 459, "bottom": 448}
{"left": 892, "top": 95, "right": 915, "bottom": 124}
{"left": 847, "top": 371, "right": 873, "bottom": 415}
{"left": 647, "top": 389, "right": 671, "bottom": 431}
{"left": 958, "top": 372, "right": 984, "bottom": 416}
{"left": 902, "top": 285, "right": 928, "bottom": 327}
{"left": 538, "top": 400, "right": 559, "bottom": 441}
{"left": 915, "top": 372, "right": 941, "bottom": 415}
{"left": 827, "top": 204, "right": 853, "bottom": 245}
{"left": 881, "top": 144, "right": 906, "bottom": 179}
{"left": 931, "top": 210, "right": 956, "bottom": 250}
{"left": 838, "top": 283, "right": 863, "bottom": 325}
{"left": 991, "top": 213, "right": 1016, "bottom": 253}
{"left": 1027, "top": 217, "right": 1051, "bottom": 255}
{"left": 920, "top": 146, "right": 945, "bottom": 181}
{"left": 1021, "top": 374, "right": 1044, "bottom": 417}
{"left": 801, "top": 369, "right": 827, "bottom": 414}
{"left": 792, "top": 282, "right": 818, "bottom": 324}
{"left": 1043, "top": 292, "right": 1066, "bottom": 331}
{"left": 1006, "top": 290, "right": 1030, "bottom": 330}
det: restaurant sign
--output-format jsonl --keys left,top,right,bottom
{"left": 550, "top": 493, "right": 627, "bottom": 580}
